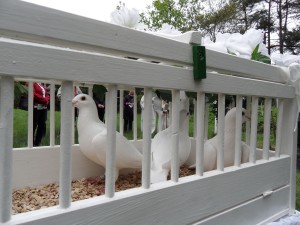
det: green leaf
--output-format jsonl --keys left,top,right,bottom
{"left": 251, "top": 44, "right": 271, "bottom": 64}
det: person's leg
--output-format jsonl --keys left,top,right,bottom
{"left": 129, "top": 120, "right": 133, "bottom": 131}
{"left": 34, "top": 109, "right": 47, "bottom": 146}
{"left": 124, "top": 119, "right": 128, "bottom": 132}
{"left": 33, "top": 108, "right": 39, "bottom": 146}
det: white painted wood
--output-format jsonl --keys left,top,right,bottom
{"left": 49, "top": 82, "right": 55, "bottom": 147}
{"left": 12, "top": 146, "right": 104, "bottom": 189}
{"left": 133, "top": 89, "right": 138, "bottom": 140}
{"left": 204, "top": 101, "right": 209, "bottom": 140}
{"left": 8, "top": 157, "right": 291, "bottom": 225}
{"left": 0, "top": 41, "right": 295, "bottom": 99}
{"left": 0, "top": 76, "right": 14, "bottom": 223}
{"left": 193, "top": 98, "right": 197, "bottom": 138}
{"left": 280, "top": 98, "right": 298, "bottom": 211}
{"left": 27, "top": 82, "right": 34, "bottom": 148}
{"left": 119, "top": 90, "right": 124, "bottom": 135}
{"left": 142, "top": 88, "right": 152, "bottom": 189}
{"left": 205, "top": 49, "right": 288, "bottom": 84}
{"left": 193, "top": 186, "right": 290, "bottom": 225}
{"left": 234, "top": 95, "right": 242, "bottom": 167}
{"left": 59, "top": 81, "right": 74, "bottom": 208}
{"left": 0, "top": 1, "right": 290, "bottom": 84}
{"left": 275, "top": 99, "right": 284, "bottom": 157}
{"left": 196, "top": 92, "right": 205, "bottom": 176}
{"left": 246, "top": 96, "right": 251, "bottom": 145}
{"left": 0, "top": 3, "right": 298, "bottom": 223}
{"left": 263, "top": 98, "right": 272, "bottom": 160}
{"left": 250, "top": 96, "right": 258, "bottom": 164}
{"left": 171, "top": 90, "right": 180, "bottom": 182}
{"left": 105, "top": 85, "right": 118, "bottom": 198}
{"left": 217, "top": 94, "right": 225, "bottom": 171}
{"left": 105, "top": 92, "right": 108, "bottom": 125}
{"left": 0, "top": 0, "right": 194, "bottom": 65}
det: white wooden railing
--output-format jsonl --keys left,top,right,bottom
{"left": 0, "top": 1, "right": 298, "bottom": 225}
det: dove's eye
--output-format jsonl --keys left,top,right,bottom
{"left": 81, "top": 96, "right": 86, "bottom": 101}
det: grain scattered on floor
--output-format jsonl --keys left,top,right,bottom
{"left": 12, "top": 166, "right": 195, "bottom": 214}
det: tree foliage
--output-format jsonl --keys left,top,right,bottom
{"left": 140, "top": 0, "right": 300, "bottom": 54}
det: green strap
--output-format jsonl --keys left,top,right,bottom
{"left": 192, "top": 45, "right": 206, "bottom": 80}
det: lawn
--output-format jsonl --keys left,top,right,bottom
{"left": 13, "top": 108, "right": 300, "bottom": 210}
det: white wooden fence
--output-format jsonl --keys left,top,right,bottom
{"left": 0, "top": 1, "right": 298, "bottom": 224}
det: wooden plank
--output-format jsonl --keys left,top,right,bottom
{"left": 59, "top": 81, "right": 74, "bottom": 208}
{"left": 217, "top": 94, "right": 225, "bottom": 171}
{"left": 0, "top": 76, "right": 14, "bottom": 223}
{"left": 12, "top": 146, "right": 104, "bottom": 189}
{"left": 196, "top": 92, "right": 205, "bottom": 176}
{"left": 9, "top": 157, "right": 291, "bottom": 225}
{"left": 142, "top": 88, "right": 152, "bottom": 189}
{"left": 206, "top": 49, "right": 289, "bottom": 84}
{"left": 0, "top": 1, "right": 290, "bottom": 83}
{"left": 171, "top": 90, "right": 180, "bottom": 182}
{"left": 0, "top": 0, "right": 194, "bottom": 65}
{"left": 0, "top": 41, "right": 294, "bottom": 99}
{"left": 250, "top": 97, "right": 259, "bottom": 163}
{"left": 263, "top": 98, "right": 272, "bottom": 160}
{"left": 105, "top": 85, "right": 118, "bottom": 197}
{"left": 234, "top": 95, "right": 243, "bottom": 167}
{"left": 193, "top": 186, "right": 290, "bottom": 225}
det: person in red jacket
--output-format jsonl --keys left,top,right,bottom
{"left": 33, "top": 82, "right": 50, "bottom": 146}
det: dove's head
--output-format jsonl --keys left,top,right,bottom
{"left": 178, "top": 91, "right": 190, "bottom": 115}
{"left": 72, "top": 94, "right": 94, "bottom": 109}
{"left": 225, "top": 107, "right": 251, "bottom": 124}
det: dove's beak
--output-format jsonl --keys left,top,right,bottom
{"left": 72, "top": 100, "right": 78, "bottom": 107}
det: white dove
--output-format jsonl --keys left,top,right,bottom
{"left": 150, "top": 91, "right": 191, "bottom": 183}
{"left": 190, "top": 107, "right": 251, "bottom": 171}
{"left": 72, "top": 94, "right": 142, "bottom": 180}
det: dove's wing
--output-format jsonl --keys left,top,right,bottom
{"left": 115, "top": 132, "right": 142, "bottom": 169}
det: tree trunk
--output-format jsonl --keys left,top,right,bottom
{"left": 267, "top": 0, "right": 271, "bottom": 55}
{"left": 278, "top": 0, "right": 284, "bottom": 53}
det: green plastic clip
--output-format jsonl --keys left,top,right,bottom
{"left": 192, "top": 45, "right": 206, "bottom": 80}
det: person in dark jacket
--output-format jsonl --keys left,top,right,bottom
{"left": 93, "top": 92, "right": 105, "bottom": 122}
{"left": 32, "top": 82, "right": 50, "bottom": 146}
{"left": 123, "top": 90, "right": 134, "bottom": 132}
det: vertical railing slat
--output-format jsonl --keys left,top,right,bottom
{"left": 59, "top": 81, "right": 73, "bottom": 208}
{"left": 250, "top": 96, "right": 258, "bottom": 163}
{"left": 275, "top": 99, "right": 284, "bottom": 157}
{"left": 142, "top": 88, "right": 152, "bottom": 189}
{"left": 234, "top": 95, "right": 243, "bottom": 167}
{"left": 193, "top": 98, "right": 197, "bottom": 138}
{"left": 133, "top": 89, "right": 138, "bottom": 140}
{"left": 204, "top": 101, "right": 209, "bottom": 140}
{"left": 0, "top": 76, "right": 14, "bottom": 223}
{"left": 196, "top": 92, "right": 205, "bottom": 176}
{"left": 217, "top": 93, "right": 225, "bottom": 171}
{"left": 171, "top": 90, "right": 180, "bottom": 181}
{"left": 246, "top": 96, "right": 251, "bottom": 145}
{"left": 263, "top": 98, "right": 272, "bottom": 160}
{"left": 50, "top": 82, "right": 56, "bottom": 146}
{"left": 28, "top": 82, "right": 34, "bottom": 148}
{"left": 105, "top": 85, "right": 118, "bottom": 198}
{"left": 119, "top": 90, "right": 124, "bottom": 135}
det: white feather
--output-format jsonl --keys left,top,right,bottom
{"left": 150, "top": 91, "right": 191, "bottom": 183}
{"left": 190, "top": 107, "right": 251, "bottom": 170}
{"left": 72, "top": 94, "right": 142, "bottom": 180}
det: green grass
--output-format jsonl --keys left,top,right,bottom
{"left": 13, "top": 108, "right": 300, "bottom": 210}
